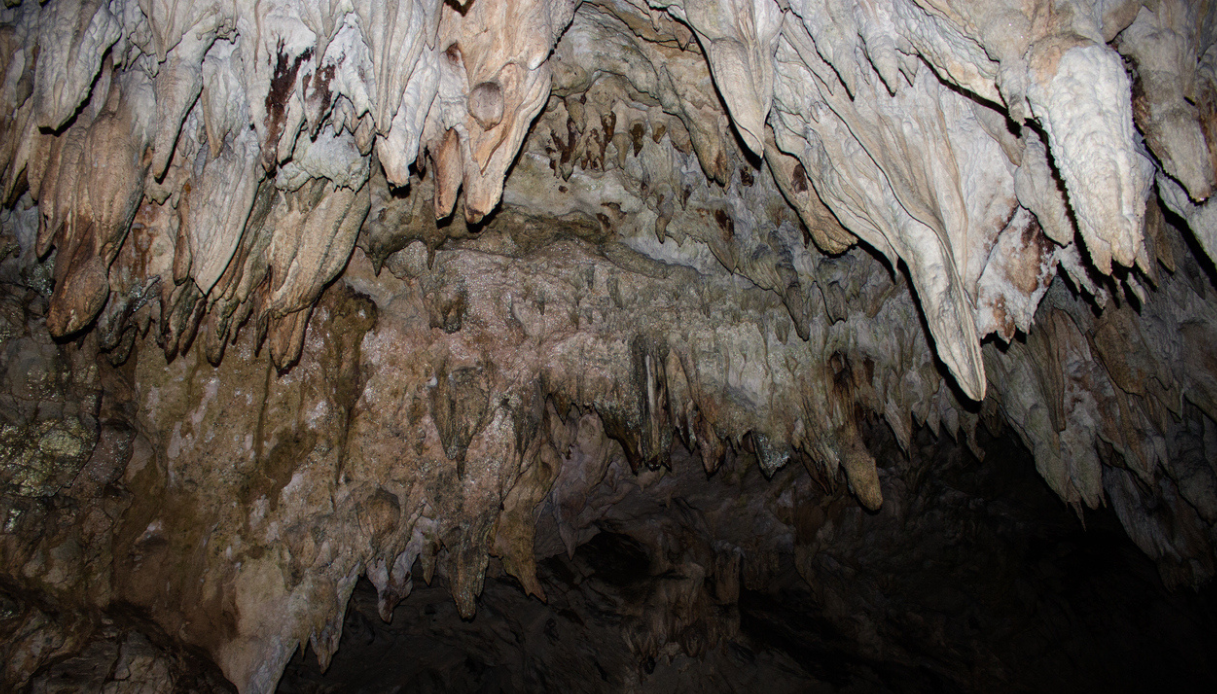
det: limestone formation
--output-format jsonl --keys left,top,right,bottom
{"left": 2, "top": 0, "right": 1217, "bottom": 691}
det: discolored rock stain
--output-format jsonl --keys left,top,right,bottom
{"left": 792, "top": 162, "right": 809, "bottom": 194}
{"left": 714, "top": 209, "right": 734, "bottom": 242}
{"left": 630, "top": 123, "right": 645, "bottom": 156}
{"left": 263, "top": 43, "right": 313, "bottom": 169}
{"left": 243, "top": 430, "right": 317, "bottom": 513}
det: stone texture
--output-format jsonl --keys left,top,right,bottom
{"left": 2, "top": 0, "right": 1217, "bottom": 691}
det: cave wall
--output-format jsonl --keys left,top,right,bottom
{"left": 2, "top": 0, "right": 1217, "bottom": 692}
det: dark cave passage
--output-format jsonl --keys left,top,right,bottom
{"left": 276, "top": 426, "right": 1217, "bottom": 694}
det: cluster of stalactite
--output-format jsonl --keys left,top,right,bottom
{"left": 3, "top": 1, "right": 1217, "bottom": 692}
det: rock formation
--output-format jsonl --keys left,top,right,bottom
{"left": 1, "top": 0, "right": 1217, "bottom": 691}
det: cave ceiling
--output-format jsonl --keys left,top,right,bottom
{"left": 2, "top": 0, "right": 1217, "bottom": 692}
